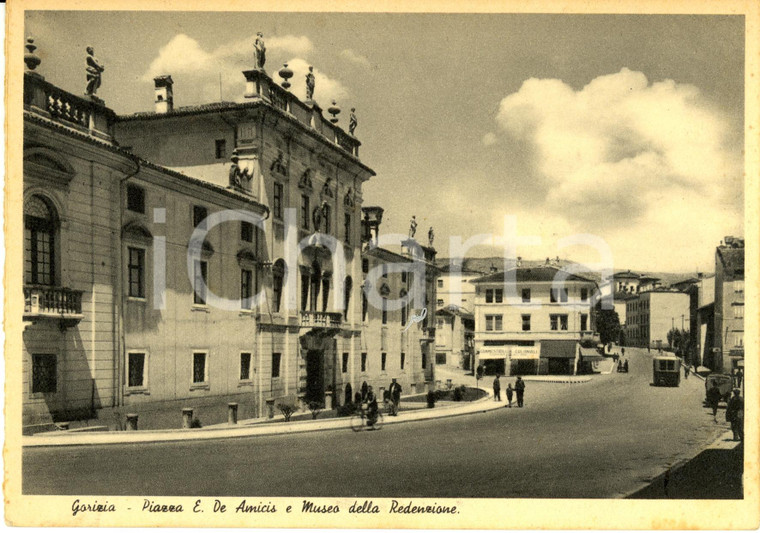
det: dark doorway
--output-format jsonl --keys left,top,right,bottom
{"left": 344, "top": 383, "right": 353, "bottom": 405}
{"left": 513, "top": 359, "right": 538, "bottom": 376}
{"left": 306, "top": 350, "right": 324, "bottom": 403}
{"left": 483, "top": 359, "right": 505, "bottom": 376}
{"left": 547, "top": 358, "right": 572, "bottom": 375}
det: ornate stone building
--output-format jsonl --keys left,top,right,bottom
{"left": 20, "top": 39, "right": 442, "bottom": 431}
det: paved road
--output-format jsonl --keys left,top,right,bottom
{"left": 23, "top": 348, "right": 731, "bottom": 498}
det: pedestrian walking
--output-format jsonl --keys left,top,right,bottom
{"left": 735, "top": 368, "right": 743, "bottom": 389}
{"left": 707, "top": 382, "right": 722, "bottom": 422}
{"left": 624, "top": 359, "right": 629, "bottom": 373}
{"left": 492, "top": 375, "right": 501, "bottom": 401}
{"left": 621, "top": 347, "right": 625, "bottom": 358}
{"left": 389, "top": 378, "right": 402, "bottom": 416}
{"left": 684, "top": 364, "right": 690, "bottom": 380}
{"left": 725, "top": 389, "right": 744, "bottom": 441}
{"left": 515, "top": 376, "right": 526, "bottom": 407}
{"left": 647, "top": 345, "right": 651, "bottom": 354}
{"left": 506, "top": 383, "right": 514, "bottom": 407}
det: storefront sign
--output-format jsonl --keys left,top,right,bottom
{"left": 478, "top": 348, "right": 509, "bottom": 360}
{"left": 510, "top": 346, "right": 540, "bottom": 359}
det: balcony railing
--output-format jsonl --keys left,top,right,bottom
{"left": 24, "top": 285, "right": 84, "bottom": 324}
{"left": 299, "top": 311, "right": 342, "bottom": 328}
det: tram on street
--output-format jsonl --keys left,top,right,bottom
{"left": 652, "top": 354, "right": 681, "bottom": 387}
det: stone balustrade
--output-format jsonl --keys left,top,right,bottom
{"left": 299, "top": 310, "right": 343, "bottom": 328}
{"left": 243, "top": 69, "right": 361, "bottom": 158}
{"left": 24, "top": 72, "right": 116, "bottom": 141}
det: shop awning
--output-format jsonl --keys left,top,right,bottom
{"left": 580, "top": 347, "right": 603, "bottom": 361}
{"left": 540, "top": 340, "right": 578, "bottom": 359}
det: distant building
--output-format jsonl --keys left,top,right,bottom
{"left": 434, "top": 261, "right": 486, "bottom": 312}
{"left": 713, "top": 236, "right": 744, "bottom": 373}
{"left": 434, "top": 306, "right": 475, "bottom": 370}
{"left": 470, "top": 266, "right": 597, "bottom": 376}
{"left": 625, "top": 290, "right": 690, "bottom": 349}
{"left": 612, "top": 270, "right": 661, "bottom": 295}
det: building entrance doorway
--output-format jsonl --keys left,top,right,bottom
{"left": 547, "top": 358, "right": 572, "bottom": 375}
{"left": 483, "top": 359, "right": 505, "bottom": 376}
{"left": 306, "top": 350, "right": 324, "bottom": 403}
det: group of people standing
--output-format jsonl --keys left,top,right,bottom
{"left": 492, "top": 375, "right": 525, "bottom": 408}
{"left": 706, "top": 382, "right": 744, "bottom": 442}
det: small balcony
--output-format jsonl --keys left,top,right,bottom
{"left": 24, "top": 285, "right": 84, "bottom": 328}
{"left": 299, "top": 311, "right": 342, "bottom": 329}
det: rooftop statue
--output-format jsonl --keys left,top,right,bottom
{"left": 409, "top": 216, "right": 417, "bottom": 239}
{"left": 305, "top": 66, "right": 315, "bottom": 101}
{"left": 254, "top": 32, "right": 266, "bottom": 70}
{"left": 349, "top": 108, "right": 358, "bottom": 135}
{"left": 428, "top": 227, "right": 435, "bottom": 247}
{"left": 85, "top": 47, "right": 104, "bottom": 97}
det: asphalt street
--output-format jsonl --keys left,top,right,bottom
{"left": 23, "top": 348, "right": 732, "bottom": 498}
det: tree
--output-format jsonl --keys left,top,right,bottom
{"left": 667, "top": 328, "right": 692, "bottom": 361}
{"left": 593, "top": 302, "right": 622, "bottom": 345}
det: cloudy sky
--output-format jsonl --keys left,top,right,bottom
{"left": 25, "top": 12, "right": 745, "bottom": 273}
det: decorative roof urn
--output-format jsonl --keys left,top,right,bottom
{"left": 328, "top": 100, "right": 341, "bottom": 124}
{"left": 278, "top": 63, "right": 293, "bottom": 89}
{"left": 24, "top": 37, "right": 41, "bottom": 72}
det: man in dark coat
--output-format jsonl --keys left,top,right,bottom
{"left": 515, "top": 376, "right": 526, "bottom": 407}
{"left": 707, "top": 383, "right": 722, "bottom": 422}
{"left": 735, "top": 368, "right": 743, "bottom": 389}
{"left": 725, "top": 389, "right": 744, "bottom": 441}
{"left": 493, "top": 375, "right": 501, "bottom": 401}
{"left": 389, "top": 378, "right": 402, "bottom": 416}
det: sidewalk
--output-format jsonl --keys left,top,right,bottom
{"left": 626, "top": 430, "right": 743, "bottom": 499}
{"left": 23, "top": 387, "right": 502, "bottom": 448}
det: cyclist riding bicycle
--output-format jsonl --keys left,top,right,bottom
{"left": 365, "top": 386, "right": 379, "bottom": 426}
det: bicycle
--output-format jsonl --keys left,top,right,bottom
{"left": 350, "top": 403, "right": 384, "bottom": 431}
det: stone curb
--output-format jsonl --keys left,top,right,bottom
{"left": 521, "top": 376, "right": 592, "bottom": 384}
{"left": 23, "top": 389, "right": 498, "bottom": 448}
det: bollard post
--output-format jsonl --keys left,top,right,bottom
{"left": 228, "top": 402, "right": 238, "bottom": 425}
{"left": 324, "top": 391, "right": 333, "bottom": 410}
{"left": 126, "top": 413, "right": 138, "bottom": 431}
{"left": 182, "top": 408, "right": 193, "bottom": 428}
{"left": 266, "top": 398, "right": 275, "bottom": 419}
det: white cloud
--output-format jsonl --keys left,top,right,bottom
{"left": 488, "top": 68, "right": 742, "bottom": 271}
{"left": 482, "top": 132, "right": 497, "bottom": 146}
{"left": 340, "top": 49, "right": 370, "bottom": 68}
{"left": 268, "top": 35, "right": 314, "bottom": 56}
{"left": 140, "top": 33, "right": 346, "bottom": 109}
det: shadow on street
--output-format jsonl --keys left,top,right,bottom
{"left": 627, "top": 442, "right": 743, "bottom": 499}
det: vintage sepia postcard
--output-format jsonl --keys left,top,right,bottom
{"left": 4, "top": 0, "right": 759, "bottom": 529}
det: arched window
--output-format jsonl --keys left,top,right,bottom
{"left": 362, "top": 288, "right": 368, "bottom": 322}
{"left": 310, "top": 261, "right": 321, "bottom": 312}
{"left": 321, "top": 274, "right": 331, "bottom": 313}
{"left": 24, "top": 195, "right": 57, "bottom": 286}
{"left": 272, "top": 259, "right": 286, "bottom": 313}
{"left": 343, "top": 276, "right": 353, "bottom": 320}
{"left": 400, "top": 289, "right": 408, "bottom": 326}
